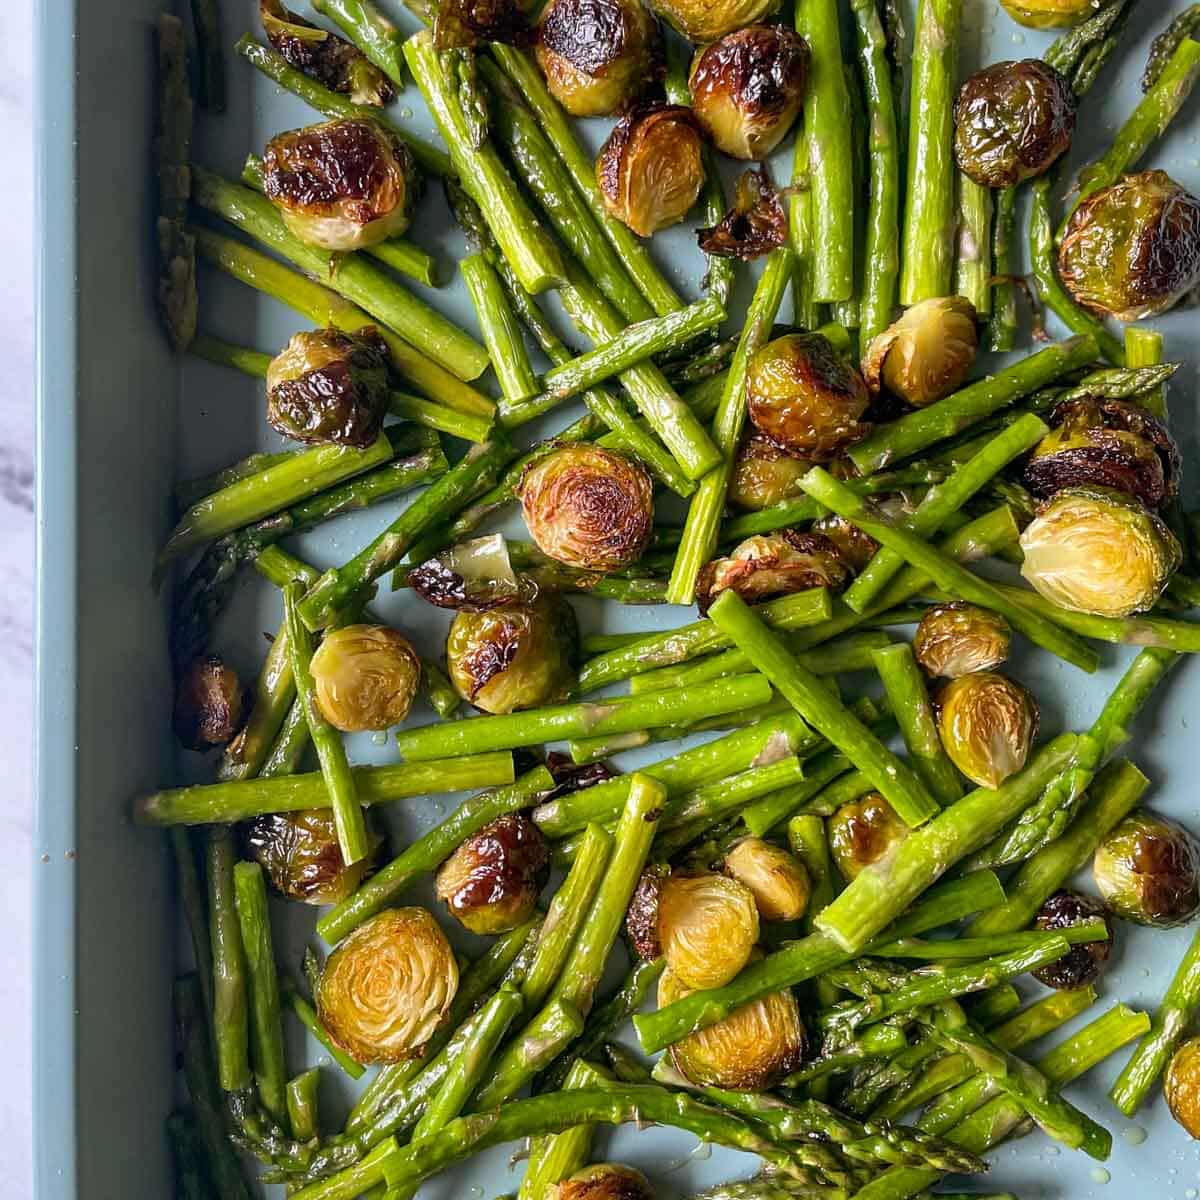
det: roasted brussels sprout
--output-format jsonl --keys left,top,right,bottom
{"left": 688, "top": 26, "right": 808, "bottom": 161}
{"left": 1019, "top": 486, "right": 1181, "bottom": 618}
{"left": 1031, "top": 889, "right": 1114, "bottom": 991}
{"left": 535, "top": 0, "right": 661, "bottom": 117}
{"left": 409, "top": 534, "right": 539, "bottom": 612}
{"left": 1000, "top": 0, "right": 1102, "bottom": 29}
{"left": 518, "top": 444, "right": 654, "bottom": 571}
{"left": 316, "top": 907, "right": 458, "bottom": 1064}
{"left": 435, "top": 813, "right": 549, "bottom": 934}
{"left": 729, "top": 431, "right": 810, "bottom": 511}
{"left": 596, "top": 105, "right": 705, "bottom": 237}
{"left": 626, "top": 864, "right": 669, "bottom": 961}
{"left": 935, "top": 672, "right": 1038, "bottom": 791}
{"left": 953, "top": 60, "right": 1076, "bottom": 189}
{"left": 310, "top": 623, "right": 421, "bottom": 732}
{"left": 1094, "top": 811, "right": 1200, "bottom": 928}
{"left": 265, "top": 327, "right": 390, "bottom": 448}
{"left": 697, "top": 167, "right": 788, "bottom": 261}
{"left": 862, "top": 297, "right": 979, "bottom": 409}
{"left": 262, "top": 118, "right": 417, "bottom": 252}
{"left": 1058, "top": 171, "right": 1200, "bottom": 322}
{"left": 174, "top": 655, "right": 245, "bottom": 750}
{"left": 657, "top": 872, "right": 759, "bottom": 990}
{"left": 1166, "top": 1037, "right": 1200, "bottom": 1139}
{"left": 746, "top": 332, "right": 871, "bottom": 460}
{"left": 647, "top": 0, "right": 779, "bottom": 43}
{"left": 812, "top": 514, "right": 880, "bottom": 573}
{"left": 695, "top": 530, "right": 851, "bottom": 615}
{"left": 546, "top": 749, "right": 621, "bottom": 798}
{"left": 557, "top": 1163, "right": 656, "bottom": 1200}
{"left": 913, "top": 603, "right": 1012, "bottom": 679}
{"left": 245, "top": 809, "right": 378, "bottom": 905}
{"left": 434, "top": 0, "right": 530, "bottom": 50}
{"left": 447, "top": 593, "right": 578, "bottom": 714}
{"left": 827, "top": 792, "right": 910, "bottom": 883}
{"left": 723, "top": 837, "right": 811, "bottom": 922}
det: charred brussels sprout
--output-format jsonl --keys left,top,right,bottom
{"left": 435, "top": 813, "right": 549, "bottom": 934}
{"left": 657, "top": 872, "right": 760, "bottom": 989}
{"left": 862, "top": 297, "right": 979, "bottom": 408}
{"left": 434, "top": 0, "right": 530, "bottom": 50}
{"left": 827, "top": 792, "right": 910, "bottom": 883}
{"left": 626, "top": 864, "right": 669, "bottom": 961}
{"left": 729, "top": 431, "right": 811, "bottom": 511}
{"left": 812, "top": 514, "right": 880, "bottom": 573}
{"left": 245, "top": 809, "right": 378, "bottom": 905}
{"left": 936, "top": 672, "right": 1038, "bottom": 791}
{"left": 1094, "top": 811, "right": 1200, "bottom": 928}
{"left": 697, "top": 167, "right": 788, "bottom": 261}
{"left": 447, "top": 593, "right": 578, "bottom": 714}
{"left": 953, "top": 59, "right": 1076, "bottom": 189}
{"left": 546, "top": 749, "right": 621, "bottom": 797}
{"left": 1166, "top": 1037, "right": 1200, "bottom": 1140}
{"left": 695, "top": 530, "right": 851, "bottom": 615}
{"left": 316, "top": 907, "right": 458, "bottom": 1063}
{"left": 723, "top": 837, "right": 811, "bottom": 922}
{"left": 1032, "top": 889, "right": 1114, "bottom": 991}
{"left": 1058, "top": 171, "right": 1200, "bottom": 322}
{"left": 913, "top": 603, "right": 1012, "bottom": 679}
{"left": 310, "top": 624, "right": 421, "bottom": 732}
{"left": 266, "top": 327, "right": 390, "bottom": 448}
{"left": 1000, "top": 0, "right": 1101, "bottom": 29}
{"left": 518, "top": 444, "right": 654, "bottom": 571}
{"left": 262, "top": 118, "right": 417, "bottom": 252}
{"left": 1019, "top": 486, "right": 1181, "bottom": 618}
{"left": 535, "top": 0, "right": 661, "bottom": 118}
{"left": 174, "top": 655, "right": 245, "bottom": 750}
{"left": 647, "top": 0, "right": 779, "bottom": 43}
{"left": 557, "top": 1163, "right": 656, "bottom": 1200}
{"left": 596, "top": 105, "right": 705, "bottom": 237}
{"left": 409, "top": 534, "right": 538, "bottom": 612}
{"left": 746, "top": 332, "right": 871, "bottom": 460}
{"left": 689, "top": 26, "right": 809, "bottom": 161}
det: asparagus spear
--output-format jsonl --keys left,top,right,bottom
{"left": 955, "top": 174, "right": 992, "bottom": 316}
{"left": 987, "top": 185, "right": 1019, "bottom": 351}
{"left": 284, "top": 983, "right": 365, "bottom": 1080}
{"left": 166, "top": 1109, "right": 214, "bottom": 1200}
{"left": 518, "top": 1060, "right": 610, "bottom": 1200}
{"left": 1125, "top": 326, "right": 1168, "bottom": 420}
{"left": 190, "top": 0, "right": 226, "bottom": 112}
{"left": 286, "top": 1070, "right": 321, "bottom": 1143}
{"left": 309, "top": 0, "right": 405, "bottom": 93}
{"left": 460, "top": 254, "right": 538, "bottom": 406}
{"left": 207, "top": 828, "right": 252, "bottom": 1093}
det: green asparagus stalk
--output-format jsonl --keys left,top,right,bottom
{"left": 460, "top": 254, "right": 538, "bottom": 406}
{"left": 287, "top": 1070, "right": 321, "bottom": 1143}
{"left": 871, "top": 924, "right": 1106, "bottom": 961}
{"left": 987, "top": 186, "right": 1019, "bottom": 351}
{"left": 191, "top": 0, "right": 225, "bottom": 111}
{"left": 955, "top": 174, "right": 993, "bottom": 316}
{"left": 788, "top": 128, "right": 822, "bottom": 332}
{"left": 519, "top": 1060, "right": 610, "bottom": 1200}
{"left": 167, "top": 1109, "right": 214, "bottom": 1200}
{"left": 309, "top": 0, "right": 405, "bottom": 93}
{"left": 171, "top": 828, "right": 214, "bottom": 1025}
{"left": 284, "top": 983, "right": 365, "bottom": 1080}
{"left": 782, "top": 1024, "right": 909, "bottom": 1087}
{"left": 1144, "top": 5, "right": 1200, "bottom": 90}
{"left": 1125, "top": 326, "right": 1168, "bottom": 420}
{"left": 207, "top": 828, "right": 252, "bottom": 1093}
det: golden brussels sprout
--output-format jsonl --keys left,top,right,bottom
{"left": 648, "top": 0, "right": 779, "bottom": 43}
{"left": 1019, "top": 486, "right": 1181, "bottom": 618}
{"left": 1058, "top": 171, "right": 1200, "bottom": 322}
{"left": 862, "top": 297, "right": 979, "bottom": 409}
{"left": 434, "top": 0, "right": 530, "bottom": 49}
{"left": 435, "top": 813, "right": 549, "bottom": 934}
{"left": 657, "top": 872, "right": 759, "bottom": 989}
{"left": 557, "top": 1163, "right": 656, "bottom": 1200}
{"left": 812, "top": 514, "right": 880, "bottom": 573}
{"left": 245, "top": 809, "right": 378, "bottom": 905}
{"left": 266, "top": 327, "right": 390, "bottom": 448}
{"left": 174, "top": 655, "right": 245, "bottom": 750}
{"left": 409, "top": 534, "right": 538, "bottom": 612}
{"left": 659, "top": 957, "right": 805, "bottom": 1090}
{"left": 596, "top": 105, "right": 705, "bottom": 237}
{"left": 688, "top": 26, "right": 809, "bottom": 161}
{"left": 626, "top": 864, "right": 669, "bottom": 960}
{"left": 262, "top": 118, "right": 416, "bottom": 252}
{"left": 695, "top": 530, "right": 851, "bottom": 615}
{"left": 1000, "top": 0, "right": 1101, "bottom": 29}
{"left": 310, "top": 624, "right": 421, "bottom": 732}
{"left": 697, "top": 167, "right": 788, "bottom": 262}
{"left": 723, "top": 837, "right": 810, "bottom": 922}
{"left": 518, "top": 444, "right": 654, "bottom": 571}
{"left": 535, "top": 0, "right": 661, "bottom": 118}
{"left": 936, "top": 672, "right": 1038, "bottom": 791}
{"left": 746, "top": 332, "right": 871, "bottom": 460}
{"left": 729, "top": 431, "right": 811, "bottom": 511}
{"left": 1166, "top": 1037, "right": 1200, "bottom": 1139}
{"left": 447, "top": 593, "right": 578, "bottom": 714}
{"left": 827, "top": 792, "right": 910, "bottom": 883}
{"left": 1093, "top": 811, "right": 1200, "bottom": 928}
{"left": 913, "top": 603, "right": 1012, "bottom": 679}
{"left": 1031, "top": 889, "right": 1114, "bottom": 991}
{"left": 316, "top": 907, "right": 458, "bottom": 1064}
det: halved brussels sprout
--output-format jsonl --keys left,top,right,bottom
{"left": 174, "top": 655, "right": 245, "bottom": 750}
{"left": 812, "top": 514, "right": 880, "bottom": 574}
{"left": 746, "top": 332, "right": 871, "bottom": 460}
{"left": 435, "top": 813, "right": 549, "bottom": 934}
{"left": 310, "top": 624, "right": 421, "bottom": 732}
{"left": 596, "top": 105, "right": 705, "bottom": 237}
{"left": 518, "top": 444, "right": 654, "bottom": 571}
{"left": 697, "top": 167, "right": 788, "bottom": 261}
{"left": 1058, "top": 171, "right": 1200, "bottom": 322}
{"left": 647, "top": 0, "right": 780, "bottom": 43}
{"left": 1166, "top": 1037, "right": 1200, "bottom": 1139}
{"left": 827, "top": 792, "right": 910, "bottom": 883}
{"left": 266, "top": 328, "right": 390, "bottom": 448}
{"left": 262, "top": 118, "right": 417, "bottom": 251}
{"left": 245, "top": 809, "right": 378, "bottom": 905}
{"left": 695, "top": 530, "right": 851, "bottom": 615}
{"left": 689, "top": 26, "right": 809, "bottom": 161}
{"left": 316, "top": 907, "right": 458, "bottom": 1064}
{"left": 729, "top": 431, "right": 811, "bottom": 511}
{"left": 535, "top": 0, "right": 661, "bottom": 117}
{"left": 862, "top": 297, "right": 979, "bottom": 409}
{"left": 723, "top": 837, "right": 811, "bottom": 922}
{"left": 1031, "top": 889, "right": 1114, "bottom": 991}
{"left": 1000, "top": 0, "right": 1101, "bottom": 29}
{"left": 447, "top": 593, "right": 578, "bottom": 714}
{"left": 913, "top": 603, "right": 1012, "bottom": 679}
{"left": 1094, "top": 811, "right": 1200, "bottom": 928}
{"left": 434, "top": 0, "right": 530, "bottom": 50}
{"left": 626, "top": 864, "right": 669, "bottom": 961}
{"left": 557, "top": 1163, "right": 656, "bottom": 1200}
{"left": 936, "top": 672, "right": 1038, "bottom": 791}
{"left": 1019, "top": 486, "right": 1181, "bottom": 618}
{"left": 657, "top": 872, "right": 759, "bottom": 989}
{"left": 408, "top": 534, "right": 539, "bottom": 612}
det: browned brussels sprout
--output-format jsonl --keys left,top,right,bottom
{"left": 1019, "top": 486, "right": 1181, "bottom": 618}
{"left": 434, "top": 0, "right": 530, "bottom": 50}
{"left": 1058, "top": 171, "right": 1200, "bottom": 322}
{"left": 245, "top": 809, "right": 378, "bottom": 905}
{"left": 657, "top": 872, "right": 759, "bottom": 989}
{"left": 729, "top": 431, "right": 810, "bottom": 511}
{"left": 1031, "top": 889, "right": 1114, "bottom": 991}
{"left": 812, "top": 514, "right": 880, "bottom": 573}
{"left": 447, "top": 593, "right": 578, "bottom": 714}
{"left": 409, "top": 534, "right": 539, "bottom": 612}
{"left": 596, "top": 105, "right": 705, "bottom": 237}
{"left": 174, "top": 655, "right": 245, "bottom": 750}
{"left": 1166, "top": 1037, "right": 1200, "bottom": 1139}
{"left": 697, "top": 167, "right": 789, "bottom": 261}
{"left": 626, "top": 864, "right": 669, "bottom": 960}
{"left": 1000, "top": 0, "right": 1100, "bottom": 29}
{"left": 862, "top": 297, "right": 979, "bottom": 408}
{"left": 723, "top": 837, "right": 811, "bottom": 922}
{"left": 518, "top": 444, "right": 654, "bottom": 571}
{"left": 695, "top": 530, "right": 851, "bottom": 615}
{"left": 913, "top": 603, "right": 1012, "bottom": 680}
{"left": 827, "top": 792, "right": 910, "bottom": 883}
{"left": 746, "top": 332, "right": 871, "bottom": 460}
{"left": 265, "top": 327, "right": 390, "bottom": 448}
{"left": 262, "top": 118, "right": 417, "bottom": 252}
{"left": 936, "top": 672, "right": 1038, "bottom": 790}
{"left": 535, "top": 0, "right": 661, "bottom": 117}
{"left": 310, "top": 623, "right": 421, "bottom": 732}
{"left": 435, "top": 813, "right": 549, "bottom": 934}
{"left": 546, "top": 749, "right": 621, "bottom": 797}
{"left": 557, "top": 1164, "right": 656, "bottom": 1200}
{"left": 647, "top": 0, "right": 780, "bottom": 43}
{"left": 688, "top": 26, "right": 809, "bottom": 161}
{"left": 1094, "top": 811, "right": 1200, "bottom": 928}
{"left": 316, "top": 907, "right": 459, "bottom": 1063}
{"left": 953, "top": 59, "right": 1076, "bottom": 189}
